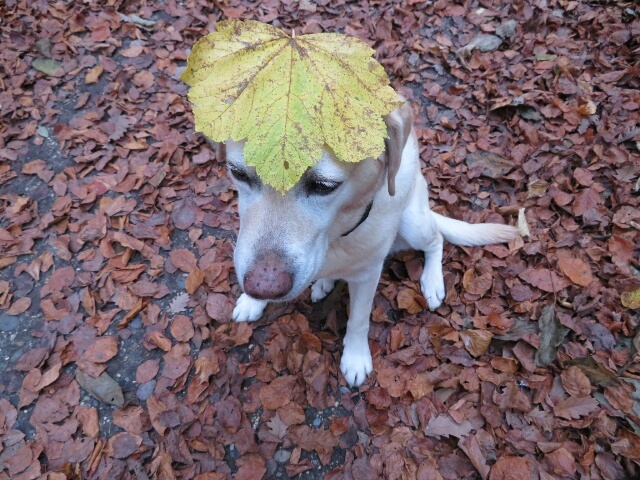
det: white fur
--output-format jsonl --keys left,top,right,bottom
{"left": 227, "top": 105, "right": 519, "bottom": 387}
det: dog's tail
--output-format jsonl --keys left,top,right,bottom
{"left": 433, "top": 212, "right": 519, "bottom": 247}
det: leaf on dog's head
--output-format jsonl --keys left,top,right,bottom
{"left": 181, "top": 20, "right": 401, "bottom": 193}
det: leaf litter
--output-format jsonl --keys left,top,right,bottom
{"left": 0, "top": 0, "right": 639, "bottom": 479}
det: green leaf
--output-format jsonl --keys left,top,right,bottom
{"left": 181, "top": 20, "right": 401, "bottom": 193}
{"left": 32, "top": 58, "right": 65, "bottom": 77}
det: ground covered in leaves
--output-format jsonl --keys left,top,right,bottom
{"left": 1, "top": 0, "right": 639, "bottom": 479}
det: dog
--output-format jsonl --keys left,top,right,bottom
{"left": 215, "top": 98, "right": 518, "bottom": 387}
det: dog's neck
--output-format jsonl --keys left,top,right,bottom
{"left": 340, "top": 200, "right": 374, "bottom": 237}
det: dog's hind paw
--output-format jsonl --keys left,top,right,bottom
{"left": 232, "top": 293, "right": 267, "bottom": 322}
{"left": 311, "top": 278, "right": 336, "bottom": 302}
{"left": 340, "top": 339, "right": 373, "bottom": 387}
{"left": 421, "top": 265, "right": 446, "bottom": 311}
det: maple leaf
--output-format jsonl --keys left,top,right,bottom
{"left": 267, "top": 414, "right": 288, "bottom": 440}
{"left": 181, "top": 20, "right": 401, "bottom": 193}
{"left": 168, "top": 293, "right": 189, "bottom": 314}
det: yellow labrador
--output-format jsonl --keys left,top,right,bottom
{"left": 218, "top": 100, "right": 518, "bottom": 387}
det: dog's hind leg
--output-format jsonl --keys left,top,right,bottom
{"left": 398, "top": 176, "right": 446, "bottom": 310}
{"left": 233, "top": 293, "right": 268, "bottom": 322}
{"left": 311, "top": 278, "right": 336, "bottom": 302}
{"left": 340, "top": 271, "right": 381, "bottom": 387}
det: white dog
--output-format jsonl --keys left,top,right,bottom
{"left": 219, "top": 100, "right": 518, "bottom": 387}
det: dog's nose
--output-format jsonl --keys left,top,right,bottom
{"left": 243, "top": 252, "right": 293, "bottom": 300}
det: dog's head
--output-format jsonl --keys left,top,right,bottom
{"left": 219, "top": 102, "right": 413, "bottom": 302}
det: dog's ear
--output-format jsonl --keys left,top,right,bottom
{"left": 383, "top": 101, "right": 413, "bottom": 196}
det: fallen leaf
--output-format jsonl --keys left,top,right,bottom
{"left": 85, "top": 64, "right": 103, "bottom": 84}
{"left": 535, "top": 305, "right": 567, "bottom": 367}
{"left": 81, "top": 336, "right": 118, "bottom": 363}
{"left": 425, "top": 415, "right": 474, "bottom": 439}
{"left": 460, "top": 330, "right": 493, "bottom": 357}
{"left": 490, "top": 456, "right": 531, "bottom": 480}
{"left": 396, "top": 288, "right": 426, "bottom": 314}
{"left": 185, "top": 266, "right": 205, "bottom": 294}
{"left": 553, "top": 395, "right": 599, "bottom": 420}
{"left": 7, "top": 297, "right": 31, "bottom": 315}
{"left": 519, "top": 268, "right": 570, "bottom": 293}
{"left": 465, "top": 151, "right": 513, "bottom": 178}
{"left": 557, "top": 257, "right": 594, "bottom": 286}
{"left": 32, "top": 58, "right": 64, "bottom": 76}
{"left": 621, "top": 288, "right": 640, "bottom": 309}
{"left": 561, "top": 366, "right": 592, "bottom": 397}
{"left": 169, "top": 293, "right": 190, "bottom": 314}
{"left": 76, "top": 371, "right": 124, "bottom": 407}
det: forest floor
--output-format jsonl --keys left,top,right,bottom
{"left": 1, "top": 0, "right": 639, "bottom": 479}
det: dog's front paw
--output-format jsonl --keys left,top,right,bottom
{"left": 232, "top": 293, "right": 267, "bottom": 322}
{"left": 311, "top": 278, "right": 336, "bottom": 302}
{"left": 340, "top": 339, "right": 373, "bottom": 387}
{"left": 421, "top": 265, "right": 446, "bottom": 311}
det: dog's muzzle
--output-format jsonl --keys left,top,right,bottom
{"left": 243, "top": 252, "right": 293, "bottom": 300}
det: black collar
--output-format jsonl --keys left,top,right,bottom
{"left": 340, "top": 200, "right": 374, "bottom": 237}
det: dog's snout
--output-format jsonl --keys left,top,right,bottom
{"left": 243, "top": 252, "right": 293, "bottom": 300}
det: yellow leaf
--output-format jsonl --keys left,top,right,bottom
{"left": 622, "top": 288, "right": 640, "bottom": 309}
{"left": 181, "top": 20, "right": 401, "bottom": 193}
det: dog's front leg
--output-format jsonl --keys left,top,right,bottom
{"left": 340, "top": 272, "right": 381, "bottom": 387}
{"left": 232, "top": 293, "right": 268, "bottom": 322}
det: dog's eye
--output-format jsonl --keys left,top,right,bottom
{"left": 305, "top": 180, "right": 342, "bottom": 196}
{"left": 229, "top": 166, "right": 252, "bottom": 185}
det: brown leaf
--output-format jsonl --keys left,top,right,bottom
{"left": 459, "top": 433, "right": 490, "bottom": 480}
{"left": 85, "top": 64, "right": 103, "bottom": 84}
{"left": 170, "top": 315, "right": 195, "bottom": 342}
{"left": 6, "top": 297, "right": 31, "bottom": 315}
{"left": 81, "top": 336, "right": 118, "bottom": 363}
{"left": 535, "top": 305, "right": 567, "bottom": 367}
{"left": 113, "top": 406, "right": 151, "bottom": 435}
{"left": 396, "top": 288, "right": 426, "bottom": 314}
{"left": 489, "top": 456, "right": 531, "bottom": 480}
{"left": 171, "top": 197, "right": 198, "bottom": 230}
{"left": 546, "top": 447, "right": 577, "bottom": 477}
{"left": 136, "top": 359, "right": 160, "bottom": 383}
{"left": 406, "top": 372, "right": 434, "bottom": 400}
{"left": 557, "top": 257, "right": 594, "bottom": 286}
{"left": 604, "top": 385, "right": 633, "bottom": 413}
{"left": 572, "top": 187, "right": 600, "bottom": 217}
{"left": 425, "top": 414, "right": 474, "bottom": 439}
{"left": 206, "top": 293, "right": 232, "bottom": 321}
{"left": 185, "top": 266, "right": 205, "bottom": 294}
{"left": 466, "top": 151, "right": 513, "bottom": 178}
{"left": 235, "top": 453, "right": 267, "bottom": 480}
{"left": 287, "top": 425, "right": 336, "bottom": 456}
{"left": 259, "top": 375, "right": 296, "bottom": 410}
{"left": 149, "top": 330, "right": 172, "bottom": 351}
{"left": 561, "top": 366, "right": 591, "bottom": 397}
{"left": 106, "top": 432, "right": 142, "bottom": 458}
{"left": 460, "top": 330, "right": 493, "bottom": 357}
{"left": 553, "top": 395, "right": 599, "bottom": 420}
{"left": 4, "top": 444, "right": 33, "bottom": 476}
{"left": 170, "top": 249, "right": 197, "bottom": 273}
{"left": 519, "top": 268, "right": 571, "bottom": 293}
{"left": 465, "top": 272, "right": 493, "bottom": 296}
{"left": 77, "top": 407, "right": 100, "bottom": 438}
